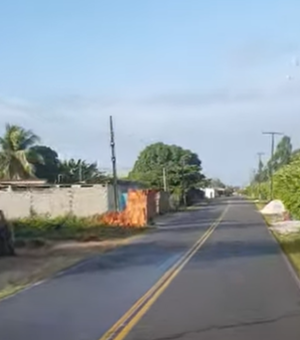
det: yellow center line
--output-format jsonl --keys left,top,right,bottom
{"left": 99, "top": 204, "right": 230, "bottom": 340}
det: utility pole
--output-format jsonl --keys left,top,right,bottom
{"left": 110, "top": 116, "right": 119, "bottom": 211}
{"left": 181, "top": 158, "right": 187, "bottom": 206}
{"left": 163, "top": 167, "right": 167, "bottom": 191}
{"left": 262, "top": 131, "right": 283, "bottom": 200}
{"left": 79, "top": 162, "right": 82, "bottom": 182}
{"left": 257, "top": 152, "right": 264, "bottom": 200}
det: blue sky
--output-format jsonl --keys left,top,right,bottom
{"left": 1, "top": 0, "right": 300, "bottom": 185}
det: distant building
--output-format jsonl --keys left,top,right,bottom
{"left": 203, "top": 188, "right": 215, "bottom": 199}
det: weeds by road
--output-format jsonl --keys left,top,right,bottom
{"left": 274, "top": 232, "right": 300, "bottom": 276}
{"left": 0, "top": 215, "right": 146, "bottom": 300}
{"left": 255, "top": 202, "right": 300, "bottom": 278}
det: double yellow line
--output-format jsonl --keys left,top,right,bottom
{"left": 99, "top": 204, "right": 229, "bottom": 340}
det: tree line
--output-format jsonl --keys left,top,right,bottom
{"left": 0, "top": 124, "right": 209, "bottom": 200}
{"left": 0, "top": 124, "right": 108, "bottom": 183}
{"left": 245, "top": 135, "right": 300, "bottom": 219}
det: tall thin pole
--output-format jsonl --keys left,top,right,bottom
{"left": 262, "top": 131, "right": 283, "bottom": 200}
{"left": 257, "top": 152, "right": 264, "bottom": 200}
{"left": 163, "top": 167, "right": 167, "bottom": 191}
{"left": 79, "top": 162, "right": 82, "bottom": 182}
{"left": 181, "top": 158, "right": 186, "bottom": 206}
{"left": 110, "top": 116, "right": 118, "bottom": 211}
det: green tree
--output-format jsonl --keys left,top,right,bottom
{"left": 254, "top": 136, "right": 293, "bottom": 186}
{"left": 0, "top": 124, "right": 42, "bottom": 180}
{"left": 210, "top": 178, "right": 226, "bottom": 188}
{"left": 254, "top": 158, "right": 265, "bottom": 183}
{"left": 128, "top": 142, "right": 204, "bottom": 195}
{"left": 271, "top": 135, "right": 292, "bottom": 172}
{"left": 273, "top": 154, "right": 300, "bottom": 218}
{"left": 58, "top": 158, "right": 107, "bottom": 183}
{"left": 30, "top": 146, "right": 60, "bottom": 183}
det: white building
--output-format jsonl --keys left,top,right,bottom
{"left": 203, "top": 188, "right": 215, "bottom": 199}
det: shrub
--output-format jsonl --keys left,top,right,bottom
{"left": 10, "top": 215, "right": 144, "bottom": 243}
{"left": 273, "top": 155, "right": 300, "bottom": 219}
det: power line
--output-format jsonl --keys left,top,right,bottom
{"left": 262, "top": 131, "right": 283, "bottom": 200}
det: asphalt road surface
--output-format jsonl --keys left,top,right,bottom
{"left": 1, "top": 198, "right": 300, "bottom": 340}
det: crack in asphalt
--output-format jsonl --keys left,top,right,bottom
{"left": 149, "top": 311, "right": 300, "bottom": 340}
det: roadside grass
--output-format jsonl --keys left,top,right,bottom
{"left": 273, "top": 232, "right": 300, "bottom": 277}
{"left": 11, "top": 215, "right": 145, "bottom": 243}
{"left": 0, "top": 215, "right": 146, "bottom": 300}
{"left": 254, "top": 201, "right": 300, "bottom": 278}
{"left": 256, "top": 201, "right": 268, "bottom": 211}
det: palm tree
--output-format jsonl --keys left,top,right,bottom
{"left": 58, "top": 158, "right": 108, "bottom": 183}
{"left": 0, "top": 124, "right": 42, "bottom": 180}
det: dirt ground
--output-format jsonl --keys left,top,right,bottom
{"left": 0, "top": 237, "right": 136, "bottom": 299}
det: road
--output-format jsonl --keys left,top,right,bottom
{"left": 1, "top": 198, "right": 300, "bottom": 339}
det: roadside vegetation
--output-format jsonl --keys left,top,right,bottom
{"left": 243, "top": 135, "right": 300, "bottom": 276}
{"left": 12, "top": 215, "right": 143, "bottom": 244}
{"left": 274, "top": 232, "right": 300, "bottom": 276}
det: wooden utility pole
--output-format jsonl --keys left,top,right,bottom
{"left": 262, "top": 131, "right": 283, "bottom": 200}
{"left": 110, "top": 116, "right": 119, "bottom": 211}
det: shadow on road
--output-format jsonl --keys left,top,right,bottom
{"left": 53, "top": 197, "right": 298, "bottom": 279}
{"left": 56, "top": 228, "right": 300, "bottom": 279}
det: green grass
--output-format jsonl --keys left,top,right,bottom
{"left": 0, "top": 284, "right": 27, "bottom": 300}
{"left": 10, "top": 215, "right": 146, "bottom": 245}
{"left": 273, "top": 232, "right": 300, "bottom": 276}
{"left": 256, "top": 202, "right": 267, "bottom": 211}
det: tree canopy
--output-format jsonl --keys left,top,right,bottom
{"left": 0, "top": 124, "right": 42, "bottom": 180}
{"left": 58, "top": 159, "right": 107, "bottom": 184}
{"left": 209, "top": 178, "right": 226, "bottom": 189}
{"left": 0, "top": 123, "right": 109, "bottom": 184}
{"left": 30, "top": 146, "right": 60, "bottom": 182}
{"left": 128, "top": 142, "right": 204, "bottom": 193}
{"left": 253, "top": 135, "right": 293, "bottom": 183}
{"left": 244, "top": 135, "right": 300, "bottom": 218}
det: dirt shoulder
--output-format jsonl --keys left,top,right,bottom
{"left": 0, "top": 231, "right": 144, "bottom": 300}
{"left": 255, "top": 201, "right": 300, "bottom": 278}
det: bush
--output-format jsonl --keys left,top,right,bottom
{"left": 243, "top": 182, "right": 269, "bottom": 200}
{"left": 273, "top": 155, "right": 300, "bottom": 219}
{"left": 246, "top": 154, "right": 300, "bottom": 219}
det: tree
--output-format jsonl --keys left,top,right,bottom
{"left": 271, "top": 135, "right": 292, "bottom": 172}
{"left": 253, "top": 136, "right": 293, "bottom": 186}
{"left": 210, "top": 178, "right": 226, "bottom": 188}
{"left": 0, "top": 124, "right": 42, "bottom": 180}
{"left": 30, "top": 146, "right": 60, "bottom": 183}
{"left": 254, "top": 158, "right": 265, "bottom": 183}
{"left": 273, "top": 154, "right": 300, "bottom": 219}
{"left": 58, "top": 158, "right": 107, "bottom": 183}
{"left": 128, "top": 143, "right": 204, "bottom": 195}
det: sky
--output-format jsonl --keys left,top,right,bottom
{"left": 1, "top": 0, "right": 300, "bottom": 185}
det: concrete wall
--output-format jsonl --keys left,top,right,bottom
{"left": 0, "top": 185, "right": 109, "bottom": 219}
